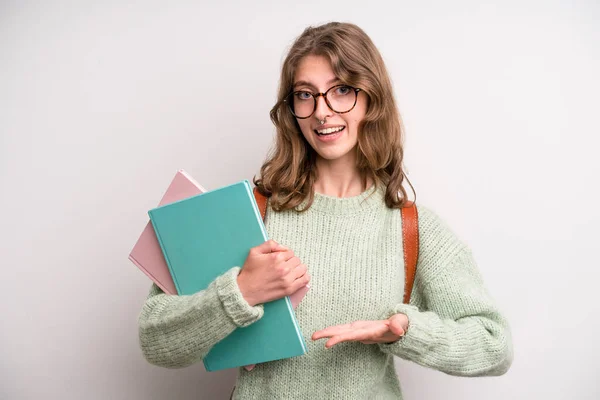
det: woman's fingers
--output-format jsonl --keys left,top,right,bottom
{"left": 291, "top": 263, "right": 308, "bottom": 279}
{"left": 325, "top": 329, "right": 372, "bottom": 348}
{"left": 312, "top": 321, "right": 395, "bottom": 347}
{"left": 312, "top": 323, "right": 353, "bottom": 340}
{"left": 257, "top": 239, "right": 286, "bottom": 254}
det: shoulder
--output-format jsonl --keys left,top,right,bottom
{"left": 415, "top": 204, "right": 467, "bottom": 249}
{"left": 413, "top": 204, "right": 472, "bottom": 283}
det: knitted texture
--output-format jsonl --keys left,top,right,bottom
{"left": 138, "top": 185, "right": 512, "bottom": 399}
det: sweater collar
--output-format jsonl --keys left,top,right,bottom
{"left": 295, "top": 184, "right": 385, "bottom": 215}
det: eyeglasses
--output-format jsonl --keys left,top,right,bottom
{"left": 284, "top": 84, "right": 362, "bottom": 119}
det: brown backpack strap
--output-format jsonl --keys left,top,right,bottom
{"left": 253, "top": 187, "right": 268, "bottom": 221}
{"left": 401, "top": 201, "right": 419, "bottom": 304}
{"left": 252, "top": 187, "right": 419, "bottom": 304}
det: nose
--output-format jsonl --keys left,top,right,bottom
{"left": 314, "top": 94, "right": 333, "bottom": 123}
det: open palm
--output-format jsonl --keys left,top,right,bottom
{"left": 312, "top": 313, "right": 408, "bottom": 348}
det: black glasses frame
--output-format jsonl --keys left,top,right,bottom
{"left": 283, "top": 84, "right": 362, "bottom": 119}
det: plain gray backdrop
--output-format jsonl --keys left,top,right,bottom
{"left": 1, "top": 0, "right": 599, "bottom": 399}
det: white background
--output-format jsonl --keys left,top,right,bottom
{"left": 1, "top": 1, "right": 599, "bottom": 399}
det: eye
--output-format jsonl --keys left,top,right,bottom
{"left": 294, "top": 91, "right": 313, "bottom": 101}
{"left": 334, "top": 86, "right": 352, "bottom": 95}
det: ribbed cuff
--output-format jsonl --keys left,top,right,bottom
{"left": 378, "top": 303, "right": 437, "bottom": 358}
{"left": 215, "top": 267, "right": 264, "bottom": 328}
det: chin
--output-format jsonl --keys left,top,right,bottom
{"left": 315, "top": 149, "right": 356, "bottom": 162}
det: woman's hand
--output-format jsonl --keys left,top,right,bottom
{"left": 237, "top": 239, "right": 310, "bottom": 306}
{"left": 312, "top": 313, "right": 409, "bottom": 348}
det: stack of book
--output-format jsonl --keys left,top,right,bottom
{"left": 128, "top": 170, "right": 308, "bottom": 371}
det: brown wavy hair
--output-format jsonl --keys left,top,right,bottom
{"left": 253, "top": 22, "right": 415, "bottom": 211}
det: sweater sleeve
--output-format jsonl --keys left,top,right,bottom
{"left": 138, "top": 266, "right": 264, "bottom": 369}
{"left": 378, "top": 206, "right": 513, "bottom": 377}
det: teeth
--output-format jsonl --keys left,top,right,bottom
{"left": 316, "top": 126, "right": 344, "bottom": 135}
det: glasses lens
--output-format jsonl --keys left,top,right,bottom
{"left": 289, "top": 91, "right": 315, "bottom": 118}
{"left": 327, "top": 86, "right": 356, "bottom": 113}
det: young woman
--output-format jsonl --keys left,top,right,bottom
{"left": 138, "top": 22, "right": 513, "bottom": 399}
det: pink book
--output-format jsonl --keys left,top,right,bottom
{"left": 129, "top": 169, "right": 207, "bottom": 294}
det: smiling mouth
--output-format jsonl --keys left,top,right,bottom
{"left": 315, "top": 126, "right": 345, "bottom": 136}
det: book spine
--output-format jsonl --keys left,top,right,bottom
{"left": 285, "top": 295, "right": 307, "bottom": 352}
{"left": 244, "top": 182, "right": 307, "bottom": 353}
{"left": 245, "top": 181, "right": 269, "bottom": 241}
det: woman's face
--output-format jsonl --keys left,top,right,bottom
{"left": 293, "top": 55, "right": 367, "bottom": 165}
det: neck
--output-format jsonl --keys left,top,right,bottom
{"left": 313, "top": 155, "right": 372, "bottom": 198}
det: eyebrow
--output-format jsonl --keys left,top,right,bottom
{"left": 293, "top": 77, "right": 341, "bottom": 90}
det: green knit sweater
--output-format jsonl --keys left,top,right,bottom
{"left": 138, "top": 185, "right": 513, "bottom": 399}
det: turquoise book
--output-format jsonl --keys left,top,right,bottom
{"left": 147, "top": 179, "right": 307, "bottom": 371}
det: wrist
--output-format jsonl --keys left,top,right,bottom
{"left": 236, "top": 273, "right": 259, "bottom": 307}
